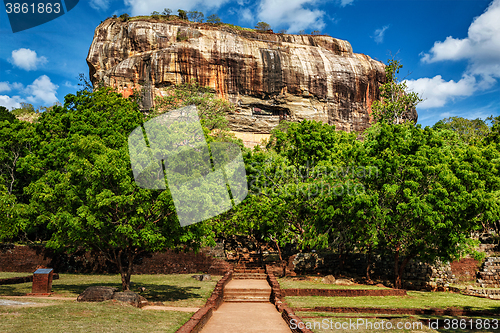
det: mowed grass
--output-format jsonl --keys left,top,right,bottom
{"left": 296, "top": 312, "right": 500, "bottom": 333}
{"left": 286, "top": 291, "right": 500, "bottom": 312}
{"left": 0, "top": 273, "right": 222, "bottom": 333}
{"left": 0, "top": 273, "right": 221, "bottom": 308}
{"left": 0, "top": 272, "right": 31, "bottom": 279}
{"left": 295, "top": 313, "right": 434, "bottom": 333}
{"left": 0, "top": 300, "right": 192, "bottom": 333}
{"left": 278, "top": 276, "right": 387, "bottom": 290}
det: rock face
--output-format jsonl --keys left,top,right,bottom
{"left": 87, "top": 18, "right": 417, "bottom": 141}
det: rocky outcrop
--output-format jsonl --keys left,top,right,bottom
{"left": 77, "top": 286, "right": 148, "bottom": 307}
{"left": 87, "top": 18, "right": 417, "bottom": 143}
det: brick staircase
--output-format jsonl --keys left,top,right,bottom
{"left": 223, "top": 263, "right": 270, "bottom": 302}
{"left": 233, "top": 268, "right": 267, "bottom": 280}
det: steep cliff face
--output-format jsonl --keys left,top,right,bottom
{"left": 87, "top": 19, "right": 415, "bottom": 140}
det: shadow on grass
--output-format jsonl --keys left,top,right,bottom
{"left": 50, "top": 282, "right": 203, "bottom": 303}
{"left": 0, "top": 284, "right": 31, "bottom": 296}
{"left": 134, "top": 284, "right": 202, "bottom": 302}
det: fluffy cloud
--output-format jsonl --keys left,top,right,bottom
{"left": 421, "top": 0, "right": 500, "bottom": 82}
{"left": 412, "top": 0, "right": 500, "bottom": 110}
{"left": 0, "top": 95, "right": 23, "bottom": 110}
{"left": 372, "top": 25, "right": 389, "bottom": 44}
{"left": 89, "top": 0, "right": 110, "bottom": 10}
{"left": 9, "top": 48, "right": 47, "bottom": 71}
{"left": 123, "top": 0, "right": 230, "bottom": 16}
{"left": 256, "top": 0, "right": 325, "bottom": 33}
{"left": 0, "top": 82, "right": 12, "bottom": 93}
{"left": 339, "top": 0, "right": 354, "bottom": 6}
{"left": 406, "top": 75, "right": 477, "bottom": 109}
{"left": 25, "top": 75, "right": 59, "bottom": 105}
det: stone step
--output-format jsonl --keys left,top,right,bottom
{"left": 233, "top": 268, "right": 266, "bottom": 274}
{"left": 233, "top": 273, "right": 267, "bottom": 279}
{"left": 224, "top": 289, "right": 271, "bottom": 297}
{"left": 224, "top": 296, "right": 270, "bottom": 302}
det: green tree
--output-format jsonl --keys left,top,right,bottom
{"left": 372, "top": 59, "right": 421, "bottom": 125}
{"left": 24, "top": 88, "right": 212, "bottom": 290}
{"left": 356, "top": 123, "right": 499, "bottom": 288}
{"left": 177, "top": 9, "right": 188, "bottom": 20}
{"left": 162, "top": 8, "right": 172, "bottom": 16}
{"left": 0, "top": 106, "right": 16, "bottom": 123}
{"left": 310, "top": 30, "right": 321, "bottom": 35}
{"left": 255, "top": 22, "right": 271, "bottom": 32}
{"left": 206, "top": 14, "right": 221, "bottom": 24}
{"left": 0, "top": 182, "right": 18, "bottom": 243}
{"left": 119, "top": 13, "right": 129, "bottom": 22}
{"left": 151, "top": 11, "right": 160, "bottom": 19}
{"left": 154, "top": 81, "right": 232, "bottom": 131}
{"left": 433, "top": 116, "right": 489, "bottom": 144}
{"left": 187, "top": 11, "right": 204, "bottom": 23}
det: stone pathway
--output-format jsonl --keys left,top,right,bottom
{"left": 200, "top": 301, "right": 291, "bottom": 333}
{"left": 200, "top": 268, "right": 291, "bottom": 333}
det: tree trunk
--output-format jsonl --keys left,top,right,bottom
{"left": 366, "top": 249, "right": 372, "bottom": 282}
{"left": 394, "top": 248, "right": 401, "bottom": 289}
{"left": 114, "top": 249, "right": 136, "bottom": 291}
{"left": 273, "top": 238, "right": 286, "bottom": 277}
{"left": 394, "top": 249, "right": 413, "bottom": 290}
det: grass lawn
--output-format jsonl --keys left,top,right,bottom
{"left": 286, "top": 291, "right": 500, "bottom": 312}
{"left": 0, "top": 273, "right": 221, "bottom": 332}
{"left": 0, "top": 273, "right": 221, "bottom": 308}
{"left": 278, "top": 276, "right": 387, "bottom": 290}
{"left": 0, "top": 300, "right": 192, "bottom": 333}
{"left": 0, "top": 272, "right": 31, "bottom": 279}
{"left": 295, "top": 312, "right": 500, "bottom": 333}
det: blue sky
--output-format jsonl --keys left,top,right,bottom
{"left": 1, "top": 0, "right": 499, "bottom": 127}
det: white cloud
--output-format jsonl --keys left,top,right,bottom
{"left": 239, "top": 8, "right": 254, "bottom": 23}
{"left": 9, "top": 48, "right": 48, "bottom": 71}
{"left": 372, "top": 25, "right": 389, "bottom": 44}
{"left": 0, "top": 82, "right": 11, "bottom": 93}
{"left": 339, "top": 0, "right": 354, "bottom": 6}
{"left": 123, "top": 0, "right": 230, "bottom": 16}
{"left": 0, "top": 95, "right": 23, "bottom": 110}
{"left": 64, "top": 81, "right": 79, "bottom": 90}
{"left": 405, "top": 75, "right": 477, "bottom": 108}
{"left": 25, "top": 75, "right": 59, "bottom": 105}
{"left": 90, "top": 0, "right": 110, "bottom": 10}
{"left": 421, "top": 0, "right": 500, "bottom": 82}
{"left": 11, "top": 82, "right": 24, "bottom": 90}
{"left": 257, "top": 0, "right": 325, "bottom": 33}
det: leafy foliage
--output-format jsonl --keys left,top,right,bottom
{"left": 154, "top": 80, "right": 232, "bottom": 131}
{"left": 372, "top": 59, "right": 421, "bottom": 125}
{"left": 119, "top": 13, "right": 129, "bottom": 22}
{"left": 187, "top": 11, "right": 204, "bottom": 23}
{"left": 23, "top": 88, "right": 212, "bottom": 290}
{"left": 433, "top": 116, "right": 489, "bottom": 144}
{"left": 206, "top": 14, "right": 221, "bottom": 24}
{"left": 177, "top": 9, "right": 188, "bottom": 20}
{"left": 255, "top": 22, "right": 271, "bottom": 32}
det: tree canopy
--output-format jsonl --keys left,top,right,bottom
{"left": 22, "top": 88, "right": 213, "bottom": 290}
